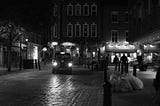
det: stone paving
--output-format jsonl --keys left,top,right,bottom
{"left": 0, "top": 63, "right": 158, "bottom": 106}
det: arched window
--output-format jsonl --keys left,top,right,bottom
{"left": 53, "top": 4, "right": 58, "bottom": 16}
{"left": 83, "top": 3, "right": 89, "bottom": 16}
{"left": 67, "top": 3, "right": 73, "bottom": 16}
{"left": 75, "top": 3, "right": 81, "bottom": 16}
{"left": 83, "top": 22, "right": 89, "bottom": 37}
{"left": 91, "top": 3, "right": 97, "bottom": 16}
{"left": 75, "top": 22, "right": 81, "bottom": 37}
{"left": 91, "top": 22, "right": 97, "bottom": 37}
{"left": 67, "top": 22, "right": 73, "bottom": 37}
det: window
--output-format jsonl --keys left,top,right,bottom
{"left": 125, "top": 30, "right": 129, "bottom": 42}
{"left": 75, "top": 3, "right": 81, "bottom": 16}
{"left": 83, "top": 3, "right": 89, "bottom": 16}
{"left": 111, "top": 11, "right": 119, "bottom": 23}
{"left": 75, "top": 22, "right": 81, "bottom": 37}
{"left": 67, "top": 3, "right": 73, "bottom": 16}
{"left": 51, "top": 24, "right": 57, "bottom": 38}
{"left": 111, "top": 30, "right": 118, "bottom": 42}
{"left": 54, "top": 24, "right": 57, "bottom": 38}
{"left": 67, "top": 23, "right": 73, "bottom": 37}
{"left": 91, "top": 22, "right": 97, "bottom": 37}
{"left": 83, "top": 22, "right": 89, "bottom": 37}
{"left": 91, "top": 3, "right": 97, "bottom": 16}
{"left": 53, "top": 4, "right": 58, "bottom": 16}
{"left": 124, "top": 11, "right": 128, "bottom": 23}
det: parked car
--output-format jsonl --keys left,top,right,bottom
{"left": 52, "top": 52, "right": 73, "bottom": 74}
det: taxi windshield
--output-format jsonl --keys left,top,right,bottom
{"left": 55, "top": 52, "right": 71, "bottom": 60}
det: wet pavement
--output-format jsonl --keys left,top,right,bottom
{"left": 0, "top": 64, "right": 158, "bottom": 106}
{"left": 0, "top": 65, "right": 103, "bottom": 106}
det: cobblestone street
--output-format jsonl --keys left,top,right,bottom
{"left": 0, "top": 66, "right": 103, "bottom": 106}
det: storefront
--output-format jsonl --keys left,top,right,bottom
{"left": 143, "top": 44, "right": 157, "bottom": 64}
{"left": 105, "top": 42, "right": 137, "bottom": 63}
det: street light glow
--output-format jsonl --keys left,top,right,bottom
{"left": 42, "top": 47, "right": 47, "bottom": 51}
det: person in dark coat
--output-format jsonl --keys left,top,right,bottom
{"left": 120, "top": 54, "right": 128, "bottom": 74}
{"left": 153, "top": 66, "right": 160, "bottom": 105}
{"left": 113, "top": 55, "right": 119, "bottom": 71}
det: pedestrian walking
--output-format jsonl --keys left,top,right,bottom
{"left": 153, "top": 66, "right": 160, "bottom": 105}
{"left": 120, "top": 54, "right": 128, "bottom": 74}
{"left": 113, "top": 55, "right": 119, "bottom": 71}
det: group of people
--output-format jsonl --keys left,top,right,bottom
{"left": 113, "top": 54, "right": 128, "bottom": 74}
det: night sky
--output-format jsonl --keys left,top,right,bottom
{"left": 0, "top": 0, "right": 51, "bottom": 33}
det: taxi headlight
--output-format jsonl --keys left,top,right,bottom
{"left": 52, "top": 61, "right": 58, "bottom": 66}
{"left": 68, "top": 63, "right": 72, "bottom": 67}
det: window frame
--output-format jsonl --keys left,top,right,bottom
{"left": 111, "top": 11, "right": 119, "bottom": 23}
{"left": 91, "top": 3, "right": 97, "bottom": 16}
{"left": 54, "top": 24, "right": 57, "bottom": 38}
{"left": 75, "top": 3, "right": 81, "bottom": 16}
{"left": 125, "top": 30, "right": 129, "bottom": 42}
{"left": 75, "top": 22, "right": 81, "bottom": 37}
{"left": 83, "top": 22, "right": 89, "bottom": 37}
{"left": 111, "top": 30, "right": 118, "bottom": 42}
{"left": 124, "top": 11, "right": 129, "bottom": 23}
{"left": 53, "top": 4, "right": 58, "bottom": 16}
{"left": 67, "top": 22, "right": 73, "bottom": 37}
{"left": 91, "top": 22, "right": 97, "bottom": 37}
{"left": 67, "top": 3, "right": 73, "bottom": 16}
{"left": 83, "top": 3, "right": 89, "bottom": 16}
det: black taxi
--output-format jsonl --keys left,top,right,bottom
{"left": 52, "top": 52, "right": 73, "bottom": 74}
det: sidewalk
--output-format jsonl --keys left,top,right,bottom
{"left": 0, "top": 62, "right": 52, "bottom": 76}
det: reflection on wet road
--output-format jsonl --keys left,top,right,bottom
{"left": 0, "top": 69, "right": 103, "bottom": 106}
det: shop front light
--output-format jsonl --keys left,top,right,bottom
{"left": 52, "top": 61, "right": 58, "bottom": 67}
{"left": 68, "top": 62, "right": 72, "bottom": 67}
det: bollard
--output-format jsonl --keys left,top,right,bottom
{"left": 103, "top": 81, "right": 112, "bottom": 106}
{"left": 38, "top": 59, "right": 41, "bottom": 70}
{"left": 133, "top": 65, "right": 137, "bottom": 76}
{"left": 118, "top": 62, "right": 120, "bottom": 72}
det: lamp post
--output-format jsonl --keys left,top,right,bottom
{"left": 103, "top": 54, "right": 112, "bottom": 106}
{"left": 19, "top": 36, "right": 22, "bottom": 71}
{"left": 25, "top": 38, "right": 28, "bottom": 59}
{"left": 42, "top": 47, "right": 47, "bottom": 65}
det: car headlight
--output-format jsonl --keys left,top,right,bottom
{"left": 68, "top": 63, "right": 72, "bottom": 67}
{"left": 52, "top": 61, "right": 58, "bottom": 67}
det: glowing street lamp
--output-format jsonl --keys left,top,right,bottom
{"left": 42, "top": 47, "right": 47, "bottom": 52}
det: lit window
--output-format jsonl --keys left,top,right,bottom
{"left": 67, "top": 3, "right": 73, "bottom": 16}
{"left": 91, "top": 22, "right": 97, "bottom": 37}
{"left": 75, "top": 3, "right": 81, "bottom": 16}
{"left": 67, "top": 22, "right": 73, "bottom": 37}
{"left": 111, "top": 30, "right": 118, "bottom": 42}
{"left": 75, "top": 22, "right": 81, "bottom": 37}
{"left": 83, "top": 3, "right": 89, "bottom": 16}
{"left": 111, "top": 11, "right": 119, "bottom": 23}
{"left": 125, "top": 30, "right": 129, "bottom": 42}
{"left": 91, "top": 3, "right": 97, "bottom": 16}
{"left": 124, "top": 11, "right": 128, "bottom": 23}
{"left": 53, "top": 4, "right": 58, "bottom": 16}
{"left": 83, "top": 22, "right": 89, "bottom": 37}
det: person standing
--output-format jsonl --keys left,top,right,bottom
{"left": 113, "top": 55, "right": 119, "bottom": 71}
{"left": 120, "top": 54, "right": 128, "bottom": 74}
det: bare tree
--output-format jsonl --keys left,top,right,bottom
{"left": 0, "top": 21, "right": 29, "bottom": 72}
